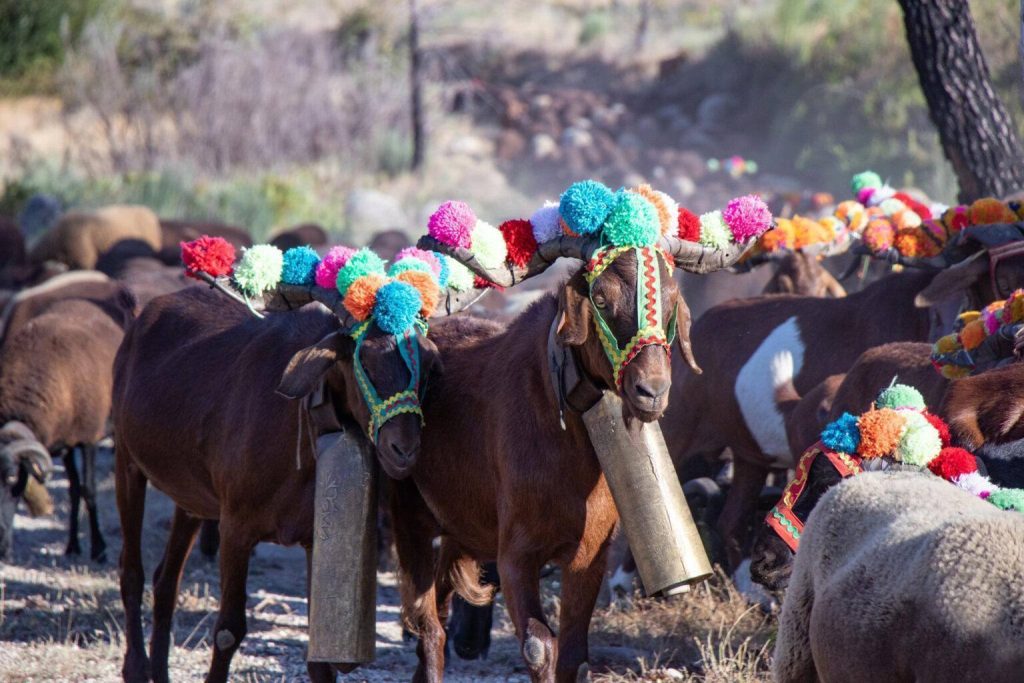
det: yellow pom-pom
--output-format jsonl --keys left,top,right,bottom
{"left": 968, "top": 197, "right": 1017, "bottom": 226}
{"left": 959, "top": 319, "right": 987, "bottom": 351}
{"left": 934, "top": 333, "right": 960, "bottom": 355}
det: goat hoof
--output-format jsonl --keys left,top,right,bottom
{"left": 523, "top": 635, "right": 546, "bottom": 668}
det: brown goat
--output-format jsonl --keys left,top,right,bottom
{"left": 270, "top": 223, "right": 329, "bottom": 252}
{"left": 762, "top": 251, "right": 846, "bottom": 298}
{"left": 157, "top": 219, "right": 253, "bottom": 265}
{"left": 0, "top": 290, "right": 135, "bottom": 561}
{"left": 29, "top": 206, "right": 162, "bottom": 271}
{"left": 0, "top": 271, "right": 116, "bottom": 346}
{"left": 113, "top": 283, "right": 457, "bottom": 682}
{"left": 396, "top": 252, "right": 686, "bottom": 682}
{"left": 943, "top": 362, "right": 1024, "bottom": 448}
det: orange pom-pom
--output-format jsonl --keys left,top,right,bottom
{"left": 894, "top": 227, "right": 941, "bottom": 258}
{"left": 560, "top": 218, "right": 580, "bottom": 237}
{"left": 631, "top": 184, "right": 673, "bottom": 236}
{"left": 343, "top": 274, "right": 387, "bottom": 321}
{"left": 958, "top": 318, "right": 987, "bottom": 351}
{"left": 968, "top": 197, "right": 1017, "bottom": 226}
{"left": 856, "top": 408, "right": 906, "bottom": 459}
{"left": 397, "top": 270, "right": 440, "bottom": 318}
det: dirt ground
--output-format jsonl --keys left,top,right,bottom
{"left": 0, "top": 448, "right": 773, "bottom": 682}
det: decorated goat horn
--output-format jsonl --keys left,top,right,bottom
{"left": 432, "top": 286, "right": 489, "bottom": 317}
{"left": 658, "top": 235, "right": 756, "bottom": 274}
{"left": 264, "top": 284, "right": 359, "bottom": 332}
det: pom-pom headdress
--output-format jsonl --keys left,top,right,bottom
{"left": 181, "top": 235, "right": 236, "bottom": 279}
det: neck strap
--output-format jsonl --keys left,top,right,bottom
{"left": 584, "top": 245, "right": 676, "bottom": 389}
{"left": 351, "top": 319, "right": 427, "bottom": 442}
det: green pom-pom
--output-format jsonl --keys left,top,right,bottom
{"left": 389, "top": 257, "right": 432, "bottom": 278}
{"left": 698, "top": 210, "right": 731, "bottom": 249}
{"left": 875, "top": 384, "right": 927, "bottom": 411}
{"left": 469, "top": 220, "right": 508, "bottom": 269}
{"left": 602, "top": 192, "right": 661, "bottom": 247}
{"left": 851, "top": 171, "right": 883, "bottom": 195}
{"left": 559, "top": 180, "right": 615, "bottom": 235}
{"left": 896, "top": 411, "right": 942, "bottom": 467}
{"left": 445, "top": 258, "right": 475, "bottom": 292}
{"left": 336, "top": 248, "right": 386, "bottom": 297}
{"left": 989, "top": 488, "right": 1024, "bottom": 512}
{"left": 233, "top": 244, "right": 283, "bottom": 296}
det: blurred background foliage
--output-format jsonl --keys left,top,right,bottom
{"left": 0, "top": 0, "right": 1019, "bottom": 240}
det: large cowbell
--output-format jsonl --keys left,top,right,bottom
{"left": 582, "top": 393, "right": 713, "bottom": 595}
{"left": 307, "top": 430, "right": 377, "bottom": 664}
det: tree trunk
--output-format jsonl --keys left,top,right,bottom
{"left": 898, "top": 0, "right": 1024, "bottom": 202}
{"left": 409, "top": 0, "right": 424, "bottom": 171}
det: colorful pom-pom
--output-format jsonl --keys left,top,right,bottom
{"left": 1003, "top": 290, "right": 1024, "bottom": 324}
{"left": 397, "top": 269, "right": 441, "bottom": 318}
{"left": 445, "top": 258, "right": 475, "bottom": 292}
{"left": 559, "top": 180, "right": 615, "bottom": 236}
{"left": 428, "top": 200, "right": 476, "bottom": 249}
{"left": 721, "top": 194, "right": 772, "bottom": 242}
{"left": 821, "top": 412, "right": 861, "bottom": 454}
{"left": 954, "top": 471, "right": 996, "bottom": 498}
{"left": 181, "top": 235, "right": 236, "bottom": 279}
{"left": 677, "top": 206, "right": 701, "bottom": 242}
{"left": 959, "top": 319, "right": 987, "bottom": 352}
{"left": 652, "top": 190, "right": 679, "bottom": 236}
{"left": 857, "top": 187, "right": 877, "bottom": 205}
{"left": 280, "top": 246, "right": 321, "bottom": 286}
{"left": 856, "top": 408, "right": 906, "bottom": 459}
{"left": 968, "top": 197, "right": 1017, "bottom": 226}
{"left": 499, "top": 219, "right": 538, "bottom": 268}
{"left": 989, "top": 488, "right": 1024, "bottom": 511}
{"left": 863, "top": 218, "right": 895, "bottom": 253}
{"left": 927, "top": 447, "right": 977, "bottom": 481}
{"left": 942, "top": 206, "right": 969, "bottom": 234}
{"left": 433, "top": 251, "right": 450, "bottom": 288}
{"left": 923, "top": 412, "right": 951, "bottom": 448}
{"left": 835, "top": 201, "right": 867, "bottom": 232}
{"left": 232, "top": 244, "right": 283, "bottom": 296}
{"left": 603, "top": 191, "right": 661, "bottom": 247}
{"left": 851, "top": 171, "right": 883, "bottom": 195}
{"left": 394, "top": 247, "right": 443, "bottom": 277}
{"left": 315, "top": 246, "right": 356, "bottom": 290}
{"left": 896, "top": 411, "right": 942, "bottom": 467}
{"left": 698, "top": 210, "right": 732, "bottom": 249}
{"left": 389, "top": 257, "right": 433, "bottom": 279}
{"left": 336, "top": 248, "right": 386, "bottom": 297}
{"left": 630, "top": 184, "right": 674, "bottom": 237}
{"left": 875, "top": 384, "right": 926, "bottom": 411}
{"left": 530, "top": 202, "right": 562, "bottom": 244}
{"left": 468, "top": 220, "right": 508, "bottom": 269}
{"left": 373, "top": 280, "right": 423, "bottom": 334}
{"left": 343, "top": 274, "right": 387, "bottom": 321}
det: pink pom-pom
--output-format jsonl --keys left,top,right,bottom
{"left": 721, "top": 195, "right": 772, "bottom": 241}
{"left": 428, "top": 200, "right": 476, "bottom": 249}
{"left": 315, "top": 246, "right": 356, "bottom": 289}
{"left": 394, "top": 246, "right": 442, "bottom": 277}
{"left": 857, "top": 187, "right": 876, "bottom": 204}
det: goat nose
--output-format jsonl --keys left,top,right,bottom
{"left": 634, "top": 377, "right": 669, "bottom": 400}
{"left": 390, "top": 441, "right": 409, "bottom": 460}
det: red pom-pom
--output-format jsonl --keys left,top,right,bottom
{"left": 923, "top": 411, "right": 951, "bottom": 448}
{"left": 892, "top": 192, "right": 932, "bottom": 221}
{"left": 499, "top": 219, "right": 538, "bottom": 268}
{"left": 677, "top": 207, "right": 700, "bottom": 242}
{"left": 181, "top": 236, "right": 236, "bottom": 279}
{"left": 473, "top": 275, "right": 505, "bottom": 291}
{"left": 927, "top": 447, "right": 978, "bottom": 482}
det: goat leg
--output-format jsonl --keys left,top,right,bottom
{"left": 81, "top": 443, "right": 106, "bottom": 562}
{"left": 149, "top": 506, "right": 201, "bottom": 683}
{"left": 64, "top": 447, "right": 82, "bottom": 557}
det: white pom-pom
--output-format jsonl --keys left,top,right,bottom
{"left": 653, "top": 190, "right": 679, "bottom": 236}
{"left": 530, "top": 201, "right": 562, "bottom": 244}
{"left": 469, "top": 220, "right": 508, "bottom": 270}
{"left": 954, "top": 471, "right": 996, "bottom": 498}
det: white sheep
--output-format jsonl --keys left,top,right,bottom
{"left": 774, "top": 471, "right": 1024, "bottom": 683}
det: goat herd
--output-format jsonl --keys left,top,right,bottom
{"left": 2, "top": 176, "right": 1024, "bottom": 682}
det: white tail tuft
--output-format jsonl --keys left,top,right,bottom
{"left": 770, "top": 350, "right": 795, "bottom": 390}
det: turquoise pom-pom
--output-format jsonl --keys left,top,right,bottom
{"left": 233, "top": 244, "right": 283, "bottom": 296}
{"left": 989, "top": 488, "right": 1024, "bottom": 512}
{"left": 875, "top": 384, "right": 926, "bottom": 411}
{"left": 336, "top": 248, "right": 386, "bottom": 297}
{"left": 851, "top": 171, "right": 883, "bottom": 195}
{"left": 602, "top": 191, "right": 661, "bottom": 247}
{"left": 821, "top": 412, "right": 861, "bottom": 453}
{"left": 389, "top": 257, "right": 433, "bottom": 278}
{"left": 433, "top": 251, "right": 450, "bottom": 287}
{"left": 280, "top": 246, "right": 321, "bottom": 286}
{"left": 559, "top": 180, "right": 615, "bottom": 235}
{"left": 374, "top": 280, "right": 422, "bottom": 334}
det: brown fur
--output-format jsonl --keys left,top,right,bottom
{"left": 0, "top": 272, "right": 121, "bottom": 346}
{"left": 157, "top": 219, "right": 253, "bottom": 265}
{"left": 112, "top": 286, "right": 438, "bottom": 683}
{"left": 763, "top": 252, "right": 846, "bottom": 298}
{"left": 394, "top": 251, "right": 680, "bottom": 682}
{"left": 29, "top": 206, "right": 162, "bottom": 271}
{"left": 943, "top": 363, "right": 1024, "bottom": 448}
{"left": 0, "top": 290, "right": 135, "bottom": 561}
{"left": 270, "top": 223, "right": 329, "bottom": 251}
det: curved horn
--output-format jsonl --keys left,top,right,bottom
{"left": 265, "top": 283, "right": 358, "bottom": 331}
{"left": 432, "top": 286, "right": 490, "bottom": 317}
{"left": 658, "top": 235, "right": 756, "bottom": 274}
{"left": 0, "top": 422, "right": 52, "bottom": 484}
{"left": 417, "top": 235, "right": 602, "bottom": 287}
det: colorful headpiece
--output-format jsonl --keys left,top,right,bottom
{"left": 930, "top": 289, "right": 1024, "bottom": 378}
{"left": 767, "top": 383, "right": 1024, "bottom": 552}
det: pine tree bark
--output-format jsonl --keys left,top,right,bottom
{"left": 409, "top": 0, "right": 424, "bottom": 170}
{"left": 898, "top": 0, "right": 1024, "bottom": 202}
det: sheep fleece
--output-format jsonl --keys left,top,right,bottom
{"left": 774, "top": 471, "right": 1024, "bottom": 683}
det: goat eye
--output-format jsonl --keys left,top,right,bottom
{"left": 592, "top": 294, "right": 607, "bottom": 309}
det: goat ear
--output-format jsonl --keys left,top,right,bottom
{"left": 557, "top": 272, "right": 591, "bottom": 347}
{"left": 276, "top": 331, "right": 352, "bottom": 399}
{"left": 674, "top": 297, "right": 701, "bottom": 374}
{"left": 914, "top": 254, "right": 988, "bottom": 307}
